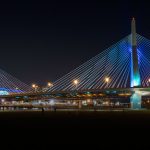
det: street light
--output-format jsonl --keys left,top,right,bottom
{"left": 47, "top": 82, "right": 53, "bottom": 91}
{"left": 32, "top": 84, "right": 38, "bottom": 92}
{"left": 148, "top": 79, "right": 150, "bottom": 86}
{"left": 47, "top": 82, "right": 53, "bottom": 87}
{"left": 32, "top": 84, "right": 36, "bottom": 88}
{"left": 105, "top": 77, "right": 110, "bottom": 83}
{"left": 105, "top": 77, "right": 110, "bottom": 88}
{"left": 73, "top": 79, "right": 79, "bottom": 90}
{"left": 73, "top": 79, "right": 81, "bottom": 108}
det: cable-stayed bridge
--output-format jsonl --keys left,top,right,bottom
{"left": 0, "top": 69, "right": 33, "bottom": 95}
{"left": 48, "top": 19, "right": 150, "bottom": 91}
{"left": 1, "top": 18, "right": 150, "bottom": 109}
{"left": 48, "top": 34, "right": 150, "bottom": 91}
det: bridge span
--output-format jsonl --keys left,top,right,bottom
{"left": 0, "top": 19, "right": 150, "bottom": 110}
{"left": 0, "top": 87, "right": 149, "bottom": 110}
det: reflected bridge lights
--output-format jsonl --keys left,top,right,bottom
{"left": 49, "top": 99, "right": 55, "bottom": 106}
{"left": 1, "top": 99, "right": 5, "bottom": 104}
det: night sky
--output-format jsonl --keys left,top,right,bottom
{"left": 0, "top": 0, "right": 149, "bottom": 85}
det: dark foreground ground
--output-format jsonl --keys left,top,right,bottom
{"left": 0, "top": 110, "right": 150, "bottom": 148}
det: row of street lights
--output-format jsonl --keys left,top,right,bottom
{"left": 73, "top": 77, "right": 111, "bottom": 89}
{"left": 72, "top": 78, "right": 150, "bottom": 88}
{"left": 31, "top": 77, "right": 150, "bottom": 93}
{"left": 32, "top": 82, "right": 53, "bottom": 92}
{"left": 31, "top": 77, "right": 111, "bottom": 92}
{"left": 32, "top": 84, "right": 38, "bottom": 92}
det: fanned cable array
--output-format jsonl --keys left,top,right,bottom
{"left": 0, "top": 69, "right": 33, "bottom": 95}
{"left": 48, "top": 34, "right": 150, "bottom": 92}
{"left": 1, "top": 33, "right": 150, "bottom": 95}
{"left": 49, "top": 35, "right": 132, "bottom": 92}
{"left": 137, "top": 34, "right": 150, "bottom": 87}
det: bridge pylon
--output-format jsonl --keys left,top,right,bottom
{"left": 130, "top": 18, "right": 141, "bottom": 87}
{"left": 130, "top": 18, "right": 142, "bottom": 109}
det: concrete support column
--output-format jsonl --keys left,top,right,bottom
{"left": 130, "top": 89, "right": 142, "bottom": 109}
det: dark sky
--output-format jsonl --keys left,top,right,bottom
{"left": 0, "top": 0, "right": 149, "bottom": 85}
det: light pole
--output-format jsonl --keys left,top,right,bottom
{"left": 105, "top": 77, "right": 110, "bottom": 88}
{"left": 47, "top": 82, "right": 53, "bottom": 87}
{"left": 32, "top": 84, "right": 38, "bottom": 92}
{"left": 47, "top": 82, "right": 53, "bottom": 91}
{"left": 148, "top": 79, "right": 150, "bottom": 86}
{"left": 73, "top": 79, "right": 79, "bottom": 90}
{"left": 73, "top": 79, "right": 82, "bottom": 109}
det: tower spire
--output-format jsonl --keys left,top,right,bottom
{"left": 130, "top": 18, "right": 141, "bottom": 87}
{"left": 131, "top": 17, "right": 137, "bottom": 46}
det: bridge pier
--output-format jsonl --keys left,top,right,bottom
{"left": 130, "top": 89, "right": 142, "bottom": 109}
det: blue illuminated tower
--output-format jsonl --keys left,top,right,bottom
{"left": 130, "top": 18, "right": 141, "bottom": 87}
{"left": 130, "top": 18, "right": 142, "bottom": 109}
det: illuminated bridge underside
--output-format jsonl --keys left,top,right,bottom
{"left": 0, "top": 87, "right": 134, "bottom": 100}
{"left": 0, "top": 69, "right": 33, "bottom": 95}
{"left": 48, "top": 34, "right": 150, "bottom": 92}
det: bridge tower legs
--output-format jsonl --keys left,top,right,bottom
{"left": 130, "top": 18, "right": 142, "bottom": 109}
